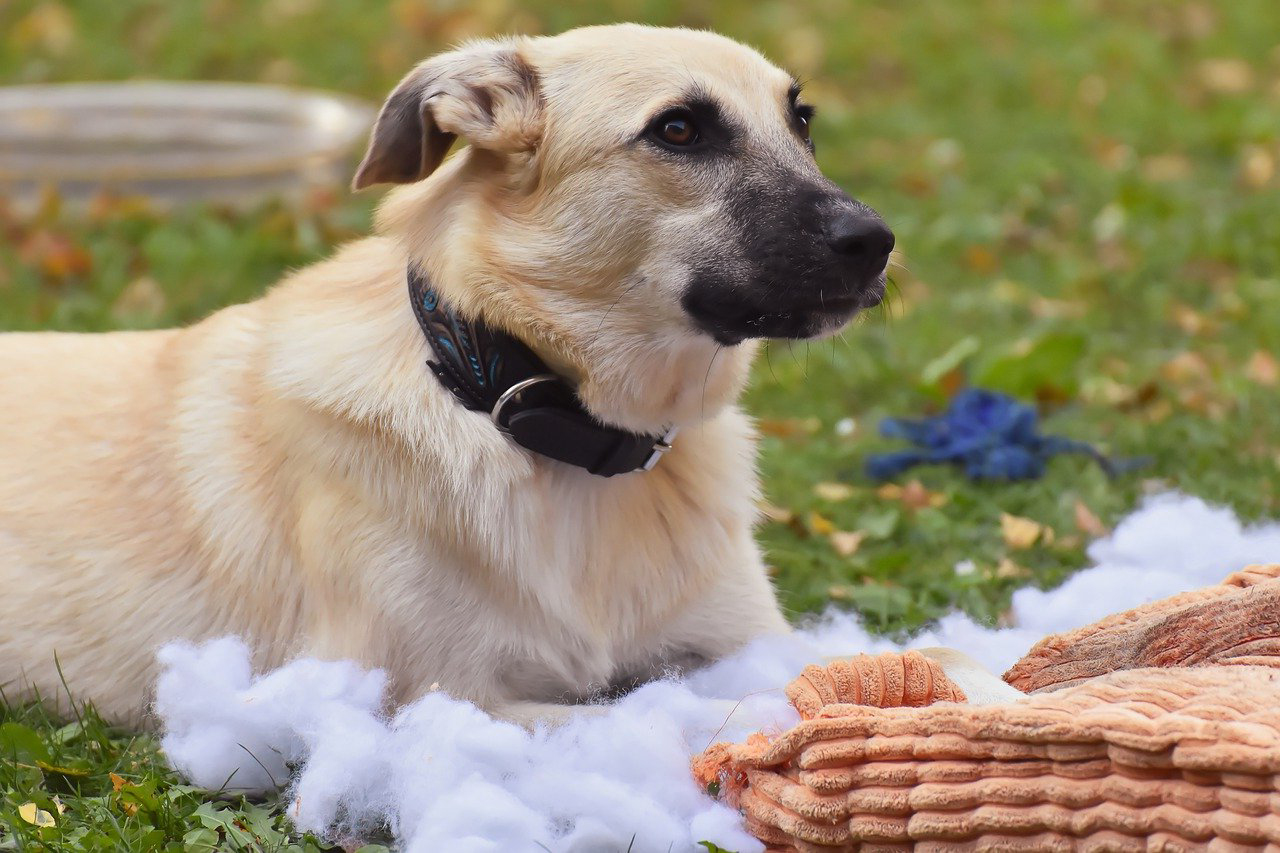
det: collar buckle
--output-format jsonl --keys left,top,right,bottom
{"left": 489, "top": 373, "right": 561, "bottom": 434}
{"left": 642, "top": 426, "right": 680, "bottom": 471}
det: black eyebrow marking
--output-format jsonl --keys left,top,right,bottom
{"left": 635, "top": 85, "right": 736, "bottom": 150}
{"left": 788, "top": 80, "right": 815, "bottom": 121}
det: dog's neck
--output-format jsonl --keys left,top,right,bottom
{"left": 377, "top": 167, "right": 757, "bottom": 436}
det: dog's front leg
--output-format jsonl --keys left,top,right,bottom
{"left": 649, "top": 529, "right": 792, "bottom": 666}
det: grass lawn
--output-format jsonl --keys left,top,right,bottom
{"left": 3, "top": 0, "right": 1279, "bottom": 849}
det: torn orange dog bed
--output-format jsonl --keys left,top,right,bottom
{"left": 694, "top": 565, "right": 1280, "bottom": 851}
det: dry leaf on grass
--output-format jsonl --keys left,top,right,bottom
{"left": 996, "top": 557, "right": 1031, "bottom": 579}
{"left": 876, "top": 479, "right": 947, "bottom": 510}
{"left": 1074, "top": 500, "right": 1109, "bottom": 538}
{"left": 112, "top": 276, "right": 168, "bottom": 320}
{"left": 1000, "top": 513, "right": 1050, "bottom": 549}
{"left": 813, "top": 482, "right": 855, "bottom": 502}
{"left": 1169, "top": 302, "right": 1213, "bottom": 336}
{"left": 18, "top": 799, "right": 61, "bottom": 827}
{"left": 1246, "top": 350, "right": 1278, "bottom": 386}
{"left": 1197, "top": 58, "right": 1254, "bottom": 94}
{"left": 1241, "top": 145, "right": 1275, "bottom": 189}
{"left": 829, "top": 530, "right": 865, "bottom": 557}
{"left": 18, "top": 230, "right": 92, "bottom": 281}
{"left": 1161, "top": 350, "right": 1212, "bottom": 383}
{"left": 807, "top": 511, "right": 835, "bottom": 536}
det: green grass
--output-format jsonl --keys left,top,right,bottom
{"left": 0, "top": 685, "right": 375, "bottom": 852}
{"left": 3, "top": 0, "right": 1279, "bottom": 848}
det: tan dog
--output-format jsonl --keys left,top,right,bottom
{"left": 0, "top": 25, "right": 894, "bottom": 729}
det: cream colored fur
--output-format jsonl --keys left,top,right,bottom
{"left": 0, "top": 25, "right": 821, "bottom": 729}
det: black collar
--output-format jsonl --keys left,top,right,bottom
{"left": 408, "top": 266, "right": 676, "bottom": 477}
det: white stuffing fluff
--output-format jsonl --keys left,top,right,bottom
{"left": 155, "top": 493, "right": 1280, "bottom": 852}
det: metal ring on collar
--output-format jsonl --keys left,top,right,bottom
{"left": 490, "top": 373, "right": 562, "bottom": 432}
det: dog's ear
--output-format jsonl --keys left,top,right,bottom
{"left": 352, "top": 40, "right": 542, "bottom": 190}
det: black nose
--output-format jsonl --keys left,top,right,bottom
{"left": 824, "top": 208, "right": 895, "bottom": 271}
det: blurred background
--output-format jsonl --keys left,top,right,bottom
{"left": 2, "top": 0, "right": 1278, "bottom": 631}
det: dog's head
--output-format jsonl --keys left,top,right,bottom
{"left": 357, "top": 25, "right": 892, "bottom": 431}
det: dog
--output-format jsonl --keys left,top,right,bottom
{"left": 0, "top": 24, "right": 898, "bottom": 730}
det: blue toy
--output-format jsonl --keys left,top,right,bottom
{"left": 865, "top": 389, "right": 1142, "bottom": 482}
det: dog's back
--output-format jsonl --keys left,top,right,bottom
{"left": 0, "top": 328, "right": 191, "bottom": 722}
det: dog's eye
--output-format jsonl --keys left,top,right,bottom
{"left": 795, "top": 104, "right": 816, "bottom": 152}
{"left": 651, "top": 110, "right": 700, "bottom": 147}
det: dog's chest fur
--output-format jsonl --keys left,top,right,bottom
{"left": 231, "top": 251, "right": 767, "bottom": 706}
{"left": 286, "top": 395, "right": 763, "bottom": 707}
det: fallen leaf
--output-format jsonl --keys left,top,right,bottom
{"left": 1074, "top": 500, "right": 1109, "bottom": 538}
{"left": 1197, "top": 58, "right": 1254, "bottom": 94}
{"left": 936, "top": 367, "right": 966, "bottom": 397}
{"left": 813, "top": 482, "right": 855, "bottom": 502}
{"left": 1141, "top": 153, "right": 1192, "bottom": 183}
{"left": 1144, "top": 399, "right": 1174, "bottom": 423}
{"left": 1170, "top": 302, "right": 1213, "bottom": 336}
{"left": 112, "top": 276, "right": 167, "bottom": 320}
{"left": 829, "top": 530, "right": 865, "bottom": 557}
{"left": 925, "top": 137, "right": 964, "bottom": 169}
{"left": 1054, "top": 533, "right": 1083, "bottom": 550}
{"left": 900, "top": 479, "right": 947, "bottom": 510}
{"left": 1241, "top": 145, "right": 1275, "bottom": 189}
{"left": 995, "top": 558, "right": 1030, "bottom": 579}
{"left": 109, "top": 773, "right": 140, "bottom": 815}
{"left": 1160, "top": 351, "right": 1212, "bottom": 384}
{"left": 11, "top": 2, "right": 77, "bottom": 55}
{"left": 1028, "top": 296, "right": 1086, "bottom": 320}
{"left": 808, "top": 511, "right": 836, "bottom": 536}
{"left": 1092, "top": 202, "right": 1126, "bottom": 240}
{"left": 1000, "top": 513, "right": 1046, "bottom": 549}
{"left": 827, "top": 585, "right": 850, "bottom": 600}
{"left": 18, "top": 230, "right": 92, "bottom": 281}
{"left": 18, "top": 802, "right": 56, "bottom": 827}
{"left": 34, "top": 760, "right": 90, "bottom": 777}
{"left": 1080, "top": 376, "right": 1136, "bottom": 406}
{"left": 1178, "top": 386, "right": 1230, "bottom": 419}
{"left": 963, "top": 245, "right": 998, "bottom": 273}
{"left": 896, "top": 171, "right": 936, "bottom": 197}
{"left": 876, "top": 480, "right": 946, "bottom": 510}
{"left": 1077, "top": 74, "right": 1107, "bottom": 106}
{"left": 1179, "top": 3, "right": 1216, "bottom": 40}
{"left": 876, "top": 483, "right": 903, "bottom": 501}
{"left": 1245, "top": 350, "right": 1279, "bottom": 386}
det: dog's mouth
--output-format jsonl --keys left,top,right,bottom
{"left": 684, "top": 275, "right": 885, "bottom": 345}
